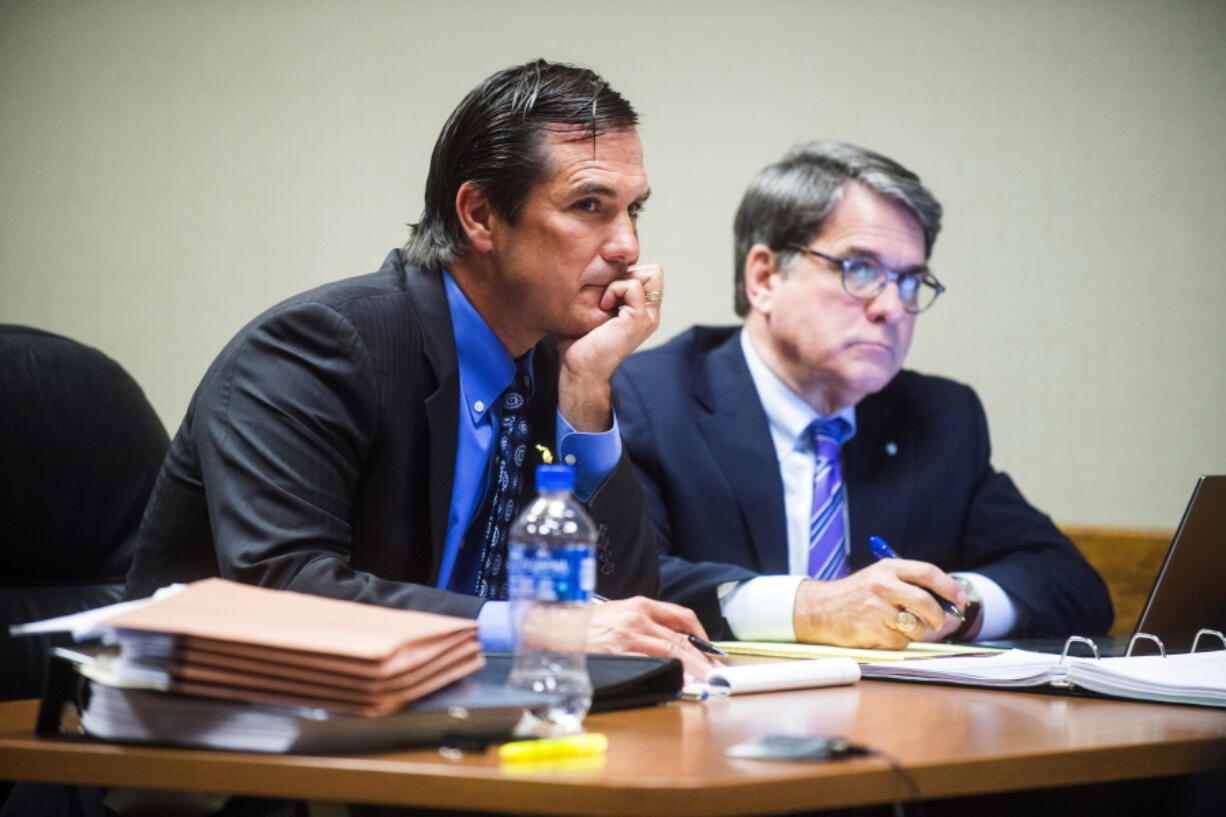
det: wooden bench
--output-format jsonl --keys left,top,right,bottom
{"left": 1060, "top": 525, "right": 1173, "bottom": 635}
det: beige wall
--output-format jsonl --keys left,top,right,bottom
{"left": 2, "top": 0, "right": 1223, "bottom": 529}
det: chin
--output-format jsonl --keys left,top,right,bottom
{"left": 845, "top": 367, "right": 900, "bottom": 401}
{"left": 553, "top": 308, "right": 610, "bottom": 340}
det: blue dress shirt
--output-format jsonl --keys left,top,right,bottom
{"left": 436, "top": 271, "right": 622, "bottom": 649}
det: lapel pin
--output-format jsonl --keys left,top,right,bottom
{"left": 884, "top": 442, "right": 898, "bottom": 457}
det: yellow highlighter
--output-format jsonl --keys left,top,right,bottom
{"left": 497, "top": 732, "right": 608, "bottom": 764}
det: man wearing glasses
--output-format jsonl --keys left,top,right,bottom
{"left": 613, "top": 141, "right": 1111, "bottom": 648}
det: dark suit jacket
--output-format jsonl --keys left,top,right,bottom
{"left": 127, "top": 250, "right": 657, "bottom": 615}
{"left": 613, "top": 326, "right": 1112, "bottom": 640}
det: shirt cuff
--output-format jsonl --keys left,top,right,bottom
{"left": 719, "top": 575, "right": 806, "bottom": 641}
{"left": 476, "top": 600, "right": 514, "bottom": 651}
{"left": 951, "top": 572, "right": 1018, "bottom": 640}
{"left": 556, "top": 410, "right": 622, "bottom": 502}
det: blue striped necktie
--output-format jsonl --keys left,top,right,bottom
{"left": 806, "top": 417, "right": 852, "bottom": 581}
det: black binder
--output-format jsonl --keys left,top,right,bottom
{"left": 36, "top": 650, "right": 682, "bottom": 754}
{"left": 36, "top": 650, "right": 558, "bottom": 754}
{"left": 478, "top": 652, "right": 683, "bottom": 713}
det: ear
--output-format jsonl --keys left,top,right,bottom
{"left": 455, "top": 182, "right": 495, "bottom": 253}
{"left": 743, "top": 244, "right": 780, "bottom": 316}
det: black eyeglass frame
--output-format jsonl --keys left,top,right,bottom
{"left": 786, "top": 244, "right": 946, "bottom": 314}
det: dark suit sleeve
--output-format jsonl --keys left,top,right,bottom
{"left": 954, "top": 388, "right": 1113, "bottom": 637}
{"left": 584, "top": 452, "right": 660, "bottom": 599}
{"left": 613, "top": 367, "right": 757, "bottom": 633}
{"left": 191, "top": 302, "right": 482, "bottom": 618}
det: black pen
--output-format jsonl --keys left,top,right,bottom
{"left": 868, "top": 535, "right": 965, "bottom": 622}
{"left": 685, "top": 633, "right": 728, "bottom": 657}
{"left": 591, "top": 594, "right": 727, "bottom": 656}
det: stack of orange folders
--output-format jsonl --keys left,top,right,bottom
{"left": 99, "top": 578, "right": 483, "bottom": 716}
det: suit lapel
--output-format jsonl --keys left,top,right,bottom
{"left": 400, "top": 258, "right": 459, "bottom": 572}
{"left": 696, "top": 332, "right": 789, "bottom": 574}
{"left": 844, "top": 383, "right": 911, "bottom": 571}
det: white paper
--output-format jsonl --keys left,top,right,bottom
{"left": 705, "top": 658, "right": 860, "bottom": 695}
{"left": 858, "top": 649, "right": 1062, "bottom": 686}
{"left": 6, "top": 584, "right": 186, "bottom": 640}
{"left": 1065, "top": 651, "right": 1226, "bottom": 707}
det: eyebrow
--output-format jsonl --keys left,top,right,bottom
{"left": 572, "top": 182, "right": 652, "bottom": 204}
{"left": 573, "top": 182, "right": 616, "bottom": 198}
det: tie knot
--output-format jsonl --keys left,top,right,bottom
{"left": 808, "top": 417, "right": 851, "bottom": 458}
{"left": 501, "top": 360, "right": 533, "bottom": 411}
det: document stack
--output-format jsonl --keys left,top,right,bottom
{"left": 17, "top": 578, "right": 558, "bottom": 753}
{"left": 86, "top": 577, "right": 485, "bottom": 716}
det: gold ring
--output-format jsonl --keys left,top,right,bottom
{"left": 644, "top": 290, "right": 664, "bottom": 302}
{"left": 894, "top": 609, "right": 919, "bottom": 634}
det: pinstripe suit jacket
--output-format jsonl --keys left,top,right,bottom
{"left": 127, "top": 250, "right": 657, "bottom": 614}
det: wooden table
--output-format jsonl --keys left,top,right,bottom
{"left": 2, "top": 681, "right": 1224, "bottom": 816}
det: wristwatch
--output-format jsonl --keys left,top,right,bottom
{"left": 948, "top": 576, "right": 983, "bottom": 642}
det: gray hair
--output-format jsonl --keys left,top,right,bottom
{"left": 732, "top": 140, "right": 943, "bottom": 316}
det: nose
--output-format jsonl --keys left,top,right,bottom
{"left": 602, "top": 212, "right": 640, "bottom": 267}
{"left": 865, "top": 280, "right": 908, "bottom": 324}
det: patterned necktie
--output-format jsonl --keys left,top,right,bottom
{"left": 806, "top": 417, "right": 852, "bottom": 581}
{"left": 470, "top": 361, "right": 533, "bottom": 600}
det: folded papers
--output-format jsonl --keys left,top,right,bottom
{"left": 95, "top": 578, "right": 484, "bottom": 716}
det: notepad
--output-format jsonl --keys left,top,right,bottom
{"left": 705, "top": 658, "right": 860, "bottom": 695}
{"left": 858, "top": 647, "right": 1226, "bottom": 707}
{"left": 713, "top": 640, "right": 1001, "bottom": 663}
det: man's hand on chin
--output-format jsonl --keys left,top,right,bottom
{"left": 557, "top": 263, "right": 663, "bottom": 431}
{"left": 792, "top": 559, "right": 967, "bottom": 649}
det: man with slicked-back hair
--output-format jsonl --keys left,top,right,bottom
{"left": 128, "top": 59, "right": 716, "bottom": 677}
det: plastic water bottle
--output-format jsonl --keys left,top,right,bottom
{"left": 506, "top": 464, "right": 597, "bottom": 737}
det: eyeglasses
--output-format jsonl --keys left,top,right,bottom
{"left": 787, "top": 244, "right": 946, "bottom": 314}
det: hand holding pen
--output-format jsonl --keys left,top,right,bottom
{"left": 586, "top": 594, "right": 722, "bottom": 679}
{"left": 592, "top": 594, "right": 726, "bottom": 656}
{"left": 869, "top": 536, "right": 965, "bottom": 626}
{"left": 792, "top": 546, "right": 968, "bottom": 647}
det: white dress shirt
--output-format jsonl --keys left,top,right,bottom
{"left": 719, "top": 329, "right": 1017, "bottom": 641}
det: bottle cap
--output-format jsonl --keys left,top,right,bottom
{"left": 535, "top": 464, "right": 575, "bottom": 492}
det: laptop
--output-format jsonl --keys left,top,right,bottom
{"left": 1131, "top": 474, "right": 1226, "bottom": 653}
{"left": 981, "top": 474, "right": 1226, "bottom": 656}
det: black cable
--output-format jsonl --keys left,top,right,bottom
{"left": 865, "top": 746, "right": 924, "bottom": 817}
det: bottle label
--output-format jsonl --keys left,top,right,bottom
{"left": 508, "top": 543, "right": 595, "bottom": 603}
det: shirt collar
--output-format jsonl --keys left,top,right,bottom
{"left": 739, "top": 328, "right": 856, "bottom": 462}
{"left": 443, "top": 270, "right": 531, "bottom": 423}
